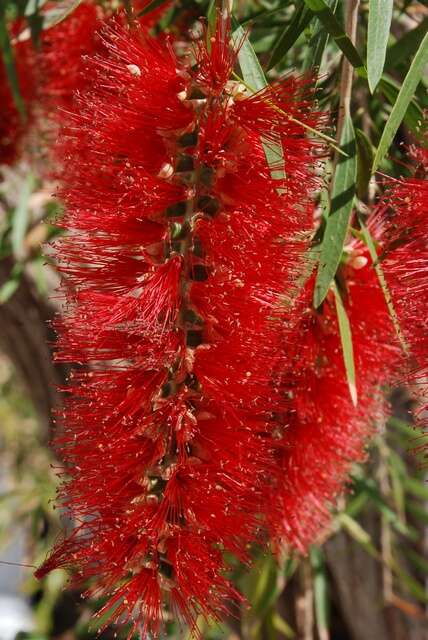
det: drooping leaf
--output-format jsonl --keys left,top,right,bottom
{"left": 267, "top": 2, "right": 314, "bottom": 70}
{"left": 231, "top": 16, "right": 267, "bottom": 92}
{"left": 302, "top": 0, "right": 367, "bottom": 77}
{"left": 355, "top": 128, "right": 373, "bottom": 200}
{"left": 332, "top": 281, "right": 357, "bottom": 406}
{"left": 313, "top": 116, "right": 357, "bottom": 307}
{"left": 11, "top": 172, "right": 35, "bottom": 259}
{"left": 302, "top": 0, "right": 338, "bottom": 75}
{"left": 271, "top": 612, "right": 295, "bottom": 638}
{"left": 358, "top": 215, "right": 409, "bottom": 355}
{"left": 372, "top": 31, "right": 428, "bottom": 172}
{"left": 367, "top": 0, "right": 393, "bottom": 92}
{"left": 378, "top": 75, "right": 424, "bottom": 134}
{"left": 0, "top": 263, "right": 23, "bottom": 304}
{"left": 232, "top": 16, "right": 285, "bottom": 178}
{"left": 310, "top": 547, "right": 329, "bottom": 640}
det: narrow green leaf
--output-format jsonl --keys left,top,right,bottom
{"left": 267, "top": 2, "right": 314, "bottom": 70}
{"left": 0, "top": 9, "right": 26, "bottom": 118}
{"left": 367, "top": 0, "right": 393, "bottom": 93}
{"left": 232, "top": 17, "right": 285, "bottom": 179}
{"left": 15, "top": 0, "right": 82, "bottom": 42}
{"left": 310, "top": 547, "right": 329, "bottom": 640}
{"left": 11, "top": 172, "right": 35, "bottom": 259}
{"left": 271, "top": 612, "right": 295, "bottom": 638}
{"left": 206, "top": 0, "right": 216, "bottom": 48}
{"left": 313, "top": 116, "right": 357, "bottom": 307}
{"left": 244, "top": 555, "right": 280, "bottom": 617}
{"left": 373, "top": 32, "right": 428, "bottom": 172}
{"left": 332, "top": 281, "right": 357, "bottom": 406}
{"left": 302, "top": 0, "right": 338, "bottom": 75}
{"left": 302, "top": 0, "right": 367, "bottom": 77}
{"left": 355, "top": 128, "right": 373, "bottom": 200}
{"left": 358, "top": 216, "right": 409, "bottom": 355}
{"left": 0, "top": 263, "right": 23, "bottom": 304}
{"left": 232, "top": 17, "right": 267, "bottom": 92}
{"left": 337, "top": 513, "right": 380, "bottom": 558}
{"left": 379, "top": 76, "right": 423, "bottom": 134}
{"left": 385, "top": 17, "right": 428, "bottom": 70}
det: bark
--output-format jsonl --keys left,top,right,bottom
{"left": 0, "top": 256, "right": 66, "bottom": 438}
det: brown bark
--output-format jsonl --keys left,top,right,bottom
{"left": 0, "top": 256, "right": 66, "bottom": 438}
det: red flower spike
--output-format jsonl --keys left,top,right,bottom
{"left": 268, "top": 142, "right": 428, "bottom": 552}
{"left": 267, "top": 273, "right": 392, "bottom": 551}
{"left": 379, "top": 142, "right": 428, "bottom": 423}
{"left": 36, "top": 19, "right": 324, "bottom": 636}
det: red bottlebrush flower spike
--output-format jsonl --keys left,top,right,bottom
{"left": 268, "top": 140, "right": 428, "bottom": 552}
{"left": 379, "top": 142, "right": 428, "bottom": 421}
{"left": 39, "top": 1, "right": 106, "bottom": 114}
{"left": 267, "top": 270, "right": 394, "bottom": 551}
{"left": 36, "top": 18, "right": 323, "bottom": 636}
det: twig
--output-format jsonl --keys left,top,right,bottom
{"left": 336, "top": 0, "right": 360, "bottom": 142}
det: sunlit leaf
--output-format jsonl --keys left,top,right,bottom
{"left": 367, "top": 0, "right": 393, "bottom": 92}
{"left": 314, "top": 116, "right": 357, "bottom": 307}
{"left": 373, "top": 31, "right": 428, "bottom": 172}
{"left": 332, "top": 281, "right": 357, "bottom": 406}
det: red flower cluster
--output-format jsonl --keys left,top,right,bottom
{"left": 268, "top": 143, "right": 428, "bottom": 551}
{"left": 35, "top": 17, "right": 324, "bottom": 635}
{"left": 0, "top": 1, "right": 172, "bottom": 165}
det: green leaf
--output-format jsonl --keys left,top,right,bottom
{"left": 232, "top": 16, "right": 285, "bottom": 179}
{"left": 302, "top": 0, "right": 338, "bottom": 75}
{"left": 378, "top": 76, "right": 423, "bottom": 134}
{"left": 332, "top": 281, "right": 357, "bottom": 406}
{"left": 367, "top": 0, "right": 393, "bottom": 92}
{"left": 385, "top": 17, "right": 428, "bottom": 70}
{"left": 243, "top": 555, "right": 280, "bottom": 618}
{"left": 313, "top": 116, "right": 357, "bottom": 307}
{"left": 207, "top": 0, "right": 216, "bottom": 43}
{"left": 337, "top": 513, "right": 380, "bottom": 558}
{"left": 11, "top": 172, "right": 35, "bottom": 259}
{"left": 372, "top": 31, "right": 428, "bottom": 172}
{"left": 358, "top": 216, "right": 409, "bottom": 355}
{"left": 0, "top": 9, "right": 26, "bottom": 118}
{"left": 355, "top": 128, "right": 373, "bottom": 200}
{"left": 0, "top": 263, "right": 23, "bottom": 304}
{"left": 267, "top": 2, "right": 314, "bottom": 70}
{"left": 302, "top": 0, "right": 367, "bottom": 76}
{"left": 271, "top": 612, "right": 295, "bottom": 638}
{"left": 15, "top": 0, "right": 82, "bottom": 42}
{"left": 310, "top": 547, "right": 329, "bottom": 640}
{"left": 232, "top": 16, "right": 267, "bottom": 92}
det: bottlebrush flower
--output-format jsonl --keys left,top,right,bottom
{"left": 268, "top": 142, "right": 428, "bottom": 552}
{"left": 35, "top": 17, "right": 324, "bottom": 636}
{"left": 39, "top": 0, "right": 174, "bottom": 114}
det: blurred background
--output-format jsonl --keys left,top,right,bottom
{"left": 0, "top": 0, "right": 427, "bottom": 638}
